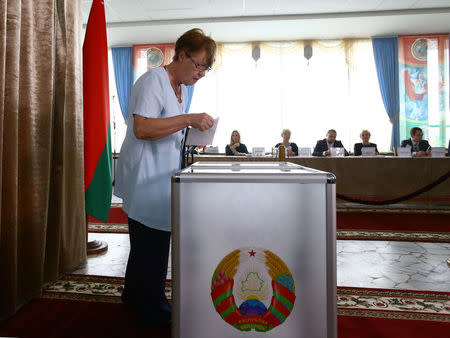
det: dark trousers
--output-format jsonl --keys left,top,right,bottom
{"left": 123, "top": 217, "right": 171, "bottom": 325}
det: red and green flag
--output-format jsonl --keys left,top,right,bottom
{"left": 83, "top": 0, "right": 112, "bottom": 223}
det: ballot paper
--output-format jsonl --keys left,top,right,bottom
{"left": 185, "top": 117, "right": 219, "bottom": 145}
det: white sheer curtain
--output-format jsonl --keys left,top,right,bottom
{"left": 189, "top": 39, "right": 391, "bottom": 152}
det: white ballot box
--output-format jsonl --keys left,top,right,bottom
{"left": 172, "top": 162, "right": 337, "bottom": 338}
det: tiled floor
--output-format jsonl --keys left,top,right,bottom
{"left": 74, "top": 232, "right": 450, "bottom": 292}
{"left": 336, "top": 240, "right": 450, "bottom": 291}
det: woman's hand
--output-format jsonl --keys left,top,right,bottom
{"left": 187, "top": 113, "right": 214, "bottom": 131}
{"left": 230, "top": 142, "right": 240, "bottom": 151}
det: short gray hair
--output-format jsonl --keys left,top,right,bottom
{"left": 281, "top": 129, "right": 291, "bottom": 137}
{"left": 360, "top": 129, "right": 371, "bottom": 137}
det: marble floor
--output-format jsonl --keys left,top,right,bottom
{"left": 74, "top": 232, "right": 450, "bottom": 292}
{"left": 77, "top": 193, "right": 450, "bottom": 291}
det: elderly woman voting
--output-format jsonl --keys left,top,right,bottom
{"left": 115, "top": 28, "right": 216, "bottom": 327}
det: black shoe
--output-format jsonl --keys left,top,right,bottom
{"left": 121, "top": 291, "right": 136, "bottom": 308}
{"left": 137, "top": 309, "right": 171, "bottom": 328}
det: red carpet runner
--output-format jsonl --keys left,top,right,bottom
{"left": 88, "top": 207, "right": 450, "bottom": 242}
{"left": 0, "top": 275, "right": 448, "bottom": 338}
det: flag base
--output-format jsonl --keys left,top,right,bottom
{"left": 87, "top": 240, "right": 108, "bottom": 255}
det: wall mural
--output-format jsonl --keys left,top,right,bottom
{"left": 398, "top": 35, "right": 449, "bottom": 146}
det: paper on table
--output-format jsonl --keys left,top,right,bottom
{"left": 185, "top": 117, "right": 219, "bottom": 145}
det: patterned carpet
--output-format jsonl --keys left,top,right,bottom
{"left": 1, "top": 274, "right": 447, "bottom": 338}
{"left": 43, "top": 274, "right": 450, "bottom": 323}
{"left": 88, "top": 222, "right": 450, "bottom": 242}
{"left": 336, "top": 229, "right": 449, "bottom": 242}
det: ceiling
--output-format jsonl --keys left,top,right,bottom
{"left": 82, "top": 0, "right": 450, "bottom": 46}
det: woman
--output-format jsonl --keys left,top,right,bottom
{"left": 226, "top": 130, "right": 249, "bottom": 155}
{"left": 354, "top": 129, "right": 379, "bottom": 156}
{"left": 115, "top": 28, "right": 216, "bottom": 327}
{"left": 275, "top": 129, "right": 298, "bottom": 156}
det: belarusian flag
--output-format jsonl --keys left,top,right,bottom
{"left": 83, "top": 0, "right": 112, "bottom": 223}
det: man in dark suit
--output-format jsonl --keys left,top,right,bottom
{"left": 313, "top": 129, "right": 349, "bottom": 157}
{"left": 400, "top": 127, "right": 431, "bottom": 157}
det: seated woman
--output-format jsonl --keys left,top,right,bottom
{"left": 354, "top": 129, "right": 379, "bottom": 156}
{"left": 225, "top": 130, "right": 249, "bottom": 155}
{"left": 275, "top": 129, "right": 298, "bottom": 156}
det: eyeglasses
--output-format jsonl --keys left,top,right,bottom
{"left": 186, "top": 53, "right": 211, "bottom": 72}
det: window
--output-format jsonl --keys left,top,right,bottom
{"left": 189, "top": 40, "right": 390, "bottom": 152}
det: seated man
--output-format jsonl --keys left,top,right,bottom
{"left": 400, "top": 127, "right": 431, "bottom": 157}
{"left": 313, "top": 129, "right": 349, "bottom": 157}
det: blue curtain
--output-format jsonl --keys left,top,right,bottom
{"left": 372, "top": 37, "right": 400, "bottom": 149}
{"left": 111, "top": 47, "right": 133, "bottom": 121}
{"left": 185, "top": 85, "right": 195, "bottom": 113}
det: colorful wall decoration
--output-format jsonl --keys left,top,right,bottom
{"left": 398, "top": 35, "right": 449, "bottom": 146}
{"left": 132, "top": 43, "right": 175, "bottom": 82}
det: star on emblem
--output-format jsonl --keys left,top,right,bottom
{"left": 248, "top": 250, "right": 256, "bottom": 257}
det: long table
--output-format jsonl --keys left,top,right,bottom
{"left": 191, "top": 155, "right": 450, "bottom": 210}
